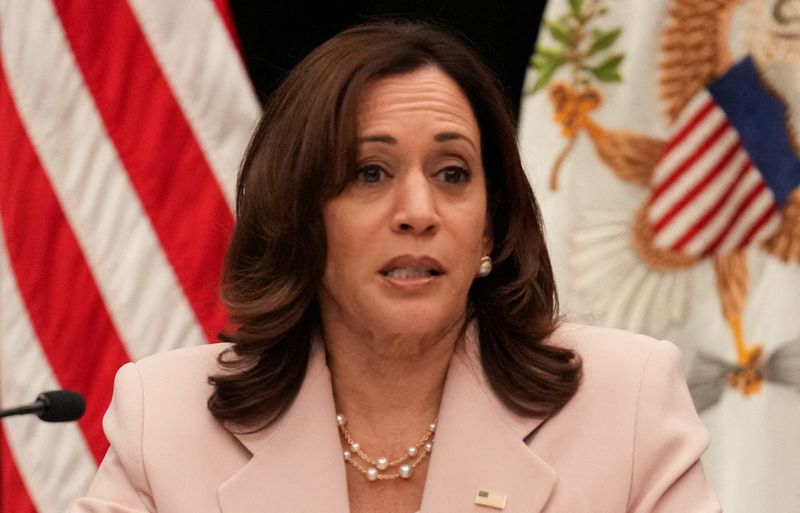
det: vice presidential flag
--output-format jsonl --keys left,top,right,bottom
{"left": 519, "top": 1, "right": 800, "bottom": 512}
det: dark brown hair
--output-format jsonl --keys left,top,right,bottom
{"left": 208, "top": 19, "right": 582, "bottom": 429}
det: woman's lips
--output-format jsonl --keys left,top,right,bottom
{"left": 379, "top": 255, "right": 444, "bottom": 290}
{"left": 384, "top": 268, "right": 436, "bottom": 279}
{"left": 379, "top": 255, "right": 444, "bottom": 276}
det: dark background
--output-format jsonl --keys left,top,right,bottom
{"left": 229, "top": 1, "right": 548, "bottom": 121}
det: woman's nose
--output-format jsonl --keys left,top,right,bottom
{"left": 391, "top": 172, "right": 440, "bottom": 235}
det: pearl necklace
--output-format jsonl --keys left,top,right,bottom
{"left": 336, "top": 413, "right": 436, "bottom": 482}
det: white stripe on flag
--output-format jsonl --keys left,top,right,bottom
{"left": 685, "top": 167, "right": 762, "bottom": 254}
{"left": 652, "top": 137, "right": 746, "bottom": 248}
{"left": 674, "top": 149, "right": 750, "bottom": 237}
{"left": 674, "top": 149, "right": 750, "bottom": 254}
{"left": 0, "top": 227, "right": 97, "bottom": 513}
{"left": 672, "top": 90, "right": 713, "bottom": 129}
{"left": 0, "top": 0, "right": 208, "bottom": 360}
{"left": 717, "top": 190, "right": 780, "bottom": 254}
{"left": 128, "top": 0, "right": 260, "bottom": 209}
{"left": 651, "top": 93, "right": 726, "bottom": 187}
{"left": 650, "top": 115, "right": 732, "bottom": 222}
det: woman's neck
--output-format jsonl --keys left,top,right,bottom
{"left": 322, "top": 318, "right": 462, "bottom": 449}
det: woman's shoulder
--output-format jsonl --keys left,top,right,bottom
{"left": 528, "top": 327, "right": 714, "bottom": 510}
{"left": 104, "top": 343, "right": 233, "bottom": 443}
{"left": 112, "top": 342, "right": 232, "bottom": 402}
{"left": 533, "top": 322, "right": 702, "bottom": 462}
{"left": 552, "top": 321, "right": 681, "bottom": 365}
{"left": 131, "top": 341, "right": 231, "bottom": 374}
{"left": 548, "top": 322, "right": 687, "bottom": 393}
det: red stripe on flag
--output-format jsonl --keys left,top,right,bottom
{"left": 653, "top": 139, "right": 742, "bottom": 233}
{"left": 1, "top": 428, "right": 38, "bottom": 513}
{"left": 662, "top": 98, "right": 716, "bottom": 155}
{"left": 212, "top": 0, "right": 243, "bottom": 56}
{"left": 672, "top": 158, "right": 753, "bottom": 251}
{"left": 737, "top": 201, "right": 779, "bottom": 249}
{"left": 53, "top": 0, "right": 233, "bottom": 342}
{"left": 702, "top": 181, "right": 768, "bottom": 256}
{"left": 0, "top": 67, "right": 128, "bottom": 463}
{"left": 651, "top": 118, "right": 731, "bottom": 203}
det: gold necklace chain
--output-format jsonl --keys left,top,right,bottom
{"left": 336, "top": 413, "right": 436, "bottom": 482}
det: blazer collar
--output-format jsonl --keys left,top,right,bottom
{"left": 217, "top": 341, "right": 350, "bottom": 513}
{"left": 217, "top": 328, "right": 556, "bottom": 513}
{"left": 419, "top": 329, "right": 556, "bottom": 512}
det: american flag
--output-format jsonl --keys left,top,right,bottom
{"left": 646, "top": 88, "right": 782, "bottom": 257}
{"left": 0, "top": 1, "right": 260, "bottom": 512}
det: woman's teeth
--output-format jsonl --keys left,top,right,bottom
{"left": 385, "top": 268, "right": 435, "bottom": 279}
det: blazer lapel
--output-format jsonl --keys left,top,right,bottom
{"left": 420, "top": 333, "right": 557, "bottom": 513}
{"left": 216, "top": 329, "right": 557, "bottom": 513}
{"left": 217, "top": 342, "right": 350, "bottom": 513}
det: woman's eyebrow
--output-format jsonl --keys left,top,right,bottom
{"left": 358, "top": 135, "right": 397, "bottom": 144}
{"left": 435, "top": 131, "right": 477, "bottom": 152}
{"left": 358, "top": 132, "right": 477, "bottom": 152}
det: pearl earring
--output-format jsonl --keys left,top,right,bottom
{"left": 477, "top": 256, "right": 492, "bottom": 277}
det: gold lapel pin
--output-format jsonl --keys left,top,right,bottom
{"left": 474, "top": 489, "right": 507, "bottom": 510}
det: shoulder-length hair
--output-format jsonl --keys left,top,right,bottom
{"left": 208, "top": 19, "right": 582, "bottom": 429}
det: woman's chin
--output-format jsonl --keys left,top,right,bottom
{"left": 368, "top": 306, "right": 464, "bottom": 341}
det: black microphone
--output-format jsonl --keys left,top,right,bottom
{"left": 0, "top": 390, "right": 85, "bottom": 422}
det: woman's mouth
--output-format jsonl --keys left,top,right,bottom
{"left": 379, "top": 256, "right": 445, "bottom": 289}
{"left": 383, "top": 267, "right": 441, "bottom": 279}
{"left": 379, "top": 255, "right": 445, "bottom": 279}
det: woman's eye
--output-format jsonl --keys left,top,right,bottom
{"left": 355, "top": 165, "right": 386, "bottom": 184}
{"left": 438, "top": 166, "right": 470, "bottom": 184}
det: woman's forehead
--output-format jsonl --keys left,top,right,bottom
{"left": 356, "top": 67, "right": 480, "bottom": 143}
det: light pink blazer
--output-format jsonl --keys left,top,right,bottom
{"left": 71, "top": 323, "right": 721, "bottom": 512}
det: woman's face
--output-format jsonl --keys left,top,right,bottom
{"left": 319, "top": 66, "right": 491, "bottom": 340}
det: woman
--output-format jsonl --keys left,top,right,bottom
{"left": 72, "top": 21, "right": 720, "bottom": 513}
